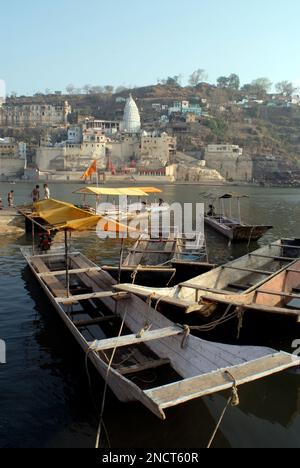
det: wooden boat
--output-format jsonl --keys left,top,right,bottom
{"left": 204, "top": 193, "right": 272, "bottom": 242}
{"left": 200, "top": 256, "right": 300, "bottom": 322}
{"left": 102, "top": 233, "right": 215, "bottom": 287}
{"left": 21, "top": 245, "right": 300, "bottom": 420}
{"left": 115, "top": 239, "right": 300, "bottom": 315}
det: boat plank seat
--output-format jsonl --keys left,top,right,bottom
{"left": 201, "top": 296, "right": 300, "bottom": 321}
{"left": 144, "top": 353, "right": 298, "bottom": 410}
{"left": 38, "top": 267, "right": 101, "bottom": 278}
{"left": 88, "top": 326, "right": 184, "bottom": 352}
{"left": 70, "top": 255, "right": 114, "bottom": 291}
{"left": 30, "top": 256, "right": 67, "bottom": 298}
{"left": 118, "top": 358, "right": 171, "bottom": 376}
{"left": 57, "top": 291, "right": 130, "bottom": 305}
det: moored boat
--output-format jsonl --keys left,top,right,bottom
{"left": 115, "top": 238, "right": 300, "bottom": 315}
{"left": 21, "top": 244, "right": 300, "bottom": 420}
{"left": 204, "top": 193, "right": 272, "bottom": 242}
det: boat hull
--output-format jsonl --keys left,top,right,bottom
{"left": 205, "top": 216, "right": 272, "bottom": 242}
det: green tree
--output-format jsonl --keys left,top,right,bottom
{"left": 228, "top": 74, "right": 240, "bottom": 90}
{"left": 217, "top": 76, "right": 229, "bottom": 88}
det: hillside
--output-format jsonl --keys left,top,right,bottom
{"left": 3, "top": 83, "right": 300, "bottom": 173}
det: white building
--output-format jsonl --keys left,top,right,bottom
{"left": 68, "top": 126, "right": 82, "bottom": 144}
{"left": 122, "top": 95, "right": 141, "bottom": 133}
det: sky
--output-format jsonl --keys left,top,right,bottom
{"left": 1, "top": 0, "right": 300, "bottom": 95}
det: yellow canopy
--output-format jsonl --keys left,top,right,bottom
{"left": 31, "top": 198, "right": 136, "bottom": 233}
{"left": 74, "top": 187, "right": 149, "bottom": 197}
{"left": 134, "top": 187, "right": 162, "bottom": 194}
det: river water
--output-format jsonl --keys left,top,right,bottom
{"left": 0, "top": 182, "right": 300, "bottom": 448}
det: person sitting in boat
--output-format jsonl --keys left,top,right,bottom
{"left": 38, "top": 232, "right": 52, "bottom": 251}
{"left": 207, "top": 204, "right": 216, "bottom": 217}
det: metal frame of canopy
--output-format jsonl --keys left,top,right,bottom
{"left": 201, "top": 192, "right": 249, "bottom": 223}
{"left": 26, "top": 198, "right": 140, "bottom": 298}
{"left": 73, "top": 186, "right": 162, "bottom": 214}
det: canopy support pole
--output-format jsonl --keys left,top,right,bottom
{"left": 65, "top": 229, "right": 70, "bottom": 298}
{"left": 32, "top": 220, "right": 35, "bottom": 255}
{"left": 118, "top": 237, "right": 125, "bottom": 284}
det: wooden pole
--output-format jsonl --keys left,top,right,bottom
{"left": 65, "top": 229, "right": 70, "bottom": 297}
{"left": 32, "top": 220, "right": 35, "bottom": 255}
{"left": 118, "top": 237, "right": 125, "bottom": 284}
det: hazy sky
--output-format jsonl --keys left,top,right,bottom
{"left": 1, "top": 0, "right": 300, "bottom": 95}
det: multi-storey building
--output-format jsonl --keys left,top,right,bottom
{"left": 0, "top": 101, "right": 71, "bottom": 127}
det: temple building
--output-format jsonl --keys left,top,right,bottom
{"left": 121, "top": 94, "right": 141, "bottom": 133}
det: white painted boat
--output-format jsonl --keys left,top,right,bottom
{"left": 21, "top": 246, "right": 300, "bottom": 420}
{"left": 115, "top": 239, "right": 300, "bottom": 315}
{"left": 204, "top": 193, "right": 272, "bottom": 242}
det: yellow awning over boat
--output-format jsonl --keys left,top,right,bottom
{"left": 134, "top": 187, "right": 162, "bottom": 194}
{"left": 31, "top": 198, "right": 136, "bottom": 233}
{"left": 74, "top": 187, "right": 150, "bottom": 197}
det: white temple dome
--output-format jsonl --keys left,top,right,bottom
{"left": 123, "top": 94, "right": 141, "bottom": 133}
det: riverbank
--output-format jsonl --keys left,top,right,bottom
{"left": 0, "top": 209, "right": 25, "bottom": 235}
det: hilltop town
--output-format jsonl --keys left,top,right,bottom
{"left": 1, "top": 77, "right": 300, "bottom": 185}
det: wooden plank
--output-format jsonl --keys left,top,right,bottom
{"left": 201, "top": 295, "right": 300, "bottom": 318}
{"left": 30, "top": 257, "right": 67, "bottom": 298}
{"left": 144, "top": 353, "right": 299, "bottom": 410}
{"left": 57, "top": 291, "right": 130, "bottom": 305}
{"left": 256, "top": 289, "right": 300, "bottom": 300}
{"left": 73, "top": 315, "right": 119, "bottom": 327}
{"left": 118, "top": 358, "right": 170, "bottom": 376}
{"left": 38, "top": 267, "right": 101, "bottom": 278}
{"left": 88, "top": 326, "right": 184, "bottom": 352}
{"left": 270, "top": 243, "right": 300, "bottom": 251}
{"left": 179, "top": 284, "right": 229, "bottom": 294}
{"left": 250, "top": 254, "right": 297, "bottom": 262}
{"left": 223, "top": 266, "right": 274, "bottom": 275}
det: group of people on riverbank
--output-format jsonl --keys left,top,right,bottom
{"left": 0, "top": 184, "right": 51, "bottom": 210}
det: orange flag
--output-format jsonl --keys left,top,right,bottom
{"left": 81, "top": 160, "right": 97, "bottom": 180}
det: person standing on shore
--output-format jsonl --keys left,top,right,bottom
{"left": 7, "top": 191, "right": 14, "bottom": 207}
{"left": 44, "top": 184, "right": 50, "bottom": 200}
{"left": 31, "top": 185, "right": 40, "bottom": 203}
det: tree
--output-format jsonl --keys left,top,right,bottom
{"left": 83, "top": 84, "right": 92, "bottom": 94}
{"left": 90, "top": 86, "right": 104, "bottom": 94}
{"left": 217, "top": 74, "right": 240, "bottom": 90}
{"left": 217, "top": 76, "right": 229, "bottom": 88}
{"left": 104, "top": 85, "right": 114, "bottom": 94}
{"left": 165, "top": 75, "right": 182, "bottom": 87}
{"left": 276, "top": 81, "right": 297, "bottom": 96}
{"left": 115, "top": 86, "right": 128, "bottom": 93}
{"left": 66, "top": 84, "right": 76, "bottom": 95}
{"left": 228, "top": 74, "right": 240, "bottom": 90}
{"left": 251, "top": 78, "right": 273, "bottom": 94}
{"left": 189, "top": 69, "right": 207, "bottom": 87}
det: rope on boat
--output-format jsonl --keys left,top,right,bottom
{"left": 247, "top": 226, "right": 255, "bottom": 251}
{"left": 85, "top": 342, "right": 111, "bottom": 449}
{"left": 207, "top": 371, "right": 240, "bottom": 449}
{"left": 166, "top": 269, "right": 176, "bottom": 287}
{"left": 94, "top": 304, "right": 128, "bottom": 449}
